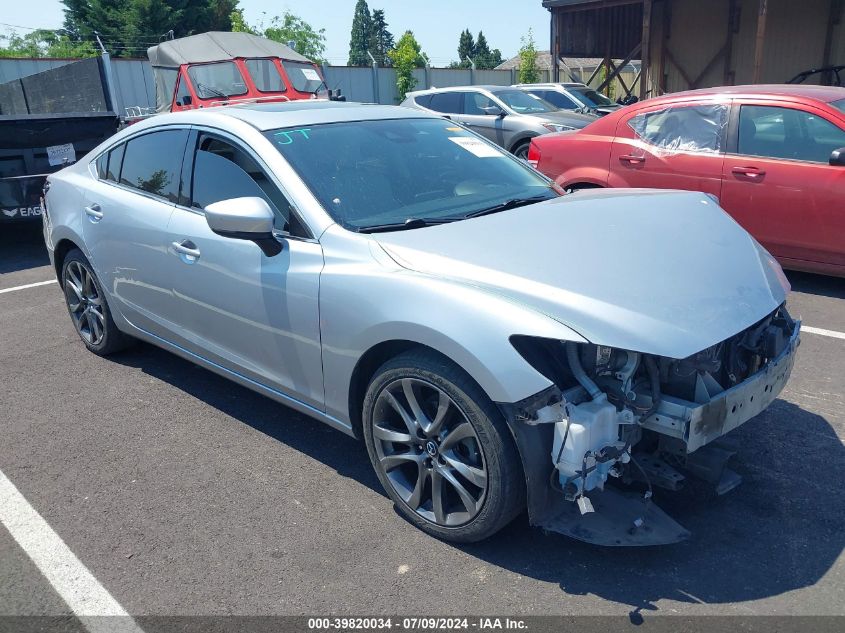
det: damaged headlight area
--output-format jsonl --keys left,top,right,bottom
{"left": 504, "top": 305, "right": 800, "bottom": 546}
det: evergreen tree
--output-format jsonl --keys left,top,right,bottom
{"left": 473, "top": 31, "right": 490, "bottom": 67}
{"left": 61, "top": 0, "right": 235, "bottom": 57}
{"left": 368, "top": 9, "right": 394, "bottom": 66}
{"left": 347, "top": 0, "right": 372, "bottom": 66}
{"left": 456, "top": 28, "right": 474, "bottom": 68}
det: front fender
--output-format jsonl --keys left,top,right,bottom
{"left": 318, "top": 231, "right": 586, "bottom": 424}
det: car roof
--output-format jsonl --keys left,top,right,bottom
{"left": 646, "top": 84, "right": 845, "bottom": 104}
{"left": 408, "top": 85, "right": 522, "bottom": 96}
{"left": 515, "top": 83, "right": 587, "bottom": 89}
{"left": 146, "top": 100, "right": 439, "bottom": 131}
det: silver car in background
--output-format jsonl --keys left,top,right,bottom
{"left": 43, "top": 101, "right": 799, "bottom": 546}
{"left": 515, "top": 82, "right": 624, "bottom": 117}
{"left": 401, "top": 85, "right": 597, "bottom": 159}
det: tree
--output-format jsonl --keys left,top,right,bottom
{"left": 347, "top": 0, "right": 372, "bottom": 66}
{"left": 390, "top": 30, "right": 427, "bottom": 100}
{"left": 473, "top": 31, "right": 490, "bottom": 67}
{"left": 368, "top": 9, "right": 394, "bottom": 66}
{"left": 229, "top": 8, "right": 254, "bottom": 33}
{"left": 264, "top": 12, "right": 327, "bottom": 63}
{"left": 61, "top": 0, "right": 236, "bottom": 57}
{"left": 518, "top": 27, "right": 540, "bottom": 84}
{"left": 0, "top": 29, "right": 97, "bottom": 58}
{"left": 455, "top": 28, "right": 474, "bottom": 68}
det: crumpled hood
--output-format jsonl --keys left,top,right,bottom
{"left": 374, "top": 189, "right": 789, "bottom": 359}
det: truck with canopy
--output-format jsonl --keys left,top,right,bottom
{"left": 146, "top": 31, "right": 333, "bottom": 115}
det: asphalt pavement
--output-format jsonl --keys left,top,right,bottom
{"left": 1, "top": 222, "right": 843, "bottom": 627}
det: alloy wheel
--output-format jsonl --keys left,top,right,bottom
{"left": 63, "top": 260, "right": 106, "bottom": 346}
{"left": 372, "top": 378, "right": 488, "bottom": 527}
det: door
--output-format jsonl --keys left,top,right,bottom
{"left": 82, "top": 128, "right": 190, "bottom": 337}
{"left": 721, "top": 103, "right": 845, "bottom": 269}
{"left": 608, "top": 102, "right": 729, "bottom": 198}
{"left": 458, "top": 91, "right": 507, "bottom": 144}
{"left": 165, "top": 131, "right": 325, "bottom": 407}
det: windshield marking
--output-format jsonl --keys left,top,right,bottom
{"left": 274, "top": 129, "right": 312, "bottom": 144}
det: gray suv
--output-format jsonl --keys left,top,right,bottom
{"left": 401, "top": 85, "right": 597, "bottom": 159}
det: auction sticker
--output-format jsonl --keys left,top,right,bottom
{"left": 46, "top": 143, "right": 76, "bottom": 167}
{"left": 448, "top": 137, "right": 503, "bottom": 158}
{"left": 301, "top": 68, "right": 321, "bottom": 81}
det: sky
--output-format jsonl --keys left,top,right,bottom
{"left": 0, "top": 0, "right": 550, "bottom": 66}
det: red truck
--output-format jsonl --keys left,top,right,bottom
{"left": 140, "top": 31, "right": 336, "bottom": 118}
{"left": 529, "top": 85, "right": 845, "bottom": 277}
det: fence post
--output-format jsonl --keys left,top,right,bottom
{"left": 367, "top": 51, "right": 380, "bottom": 103}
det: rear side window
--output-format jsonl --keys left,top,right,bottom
{"left": 533, "top": 90, "right": 578, "bottom": 109}
{"left": 413, "top": 94, "right": 432, "bottom": 108}
{"left": 245, "top": 59, "right": 286, "bottom": 93}
{"left": 738, "top": 105, "right": 845, "bottom": 163}
{"left": 120, "top": 130, "right": 187, "bottom": 202}
{"left": 628, "top": 104, "right": 728, "bottom": 153}
{"left": 190, "top": 135, "right": 306, "bottom": 236}
{"left": 106, "top": 144, "right": 124, "bottom": 182}
{"left": 428, "top": 92, "right": 462, "bottom": 114}
{"left": 95, "top": 154, "right": 108, "bottom": 179}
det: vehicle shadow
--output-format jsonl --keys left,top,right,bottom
{"left": 786, "top": 270, "right": 845, "bottom": 300}
{"left": 109, "top": 343, "right": 843, "bottom": 618}
{"left": 0, "top": 223, "right": 50, "bottom": 274}
{"left": 108, "top": 342, "right": 384, "bottom": 496}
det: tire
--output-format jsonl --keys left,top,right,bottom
{"left": 511, "top": 140, "right": 531, "bottom": 160}
{"left": 61, "top": 249, "right": 132, "bottom": 356}
{"left": 362, "top": 348, "right": 525, "bottom": 542}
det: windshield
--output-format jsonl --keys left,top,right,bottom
{"left": 187, "top": 62, "right": 247, "bottom": 99}
{"left": 832, "top": 98, "right": 845, "bottom": 114}
{"left": 282, "top": 61, "right": 323, "bottom": 93}
{"left": 245, "top": 58, "right": 286, "bottom": 93}
{"left": 264, "top": 118, "right": 556, "bottom": 231}
{"left": 494, "top": 90, "right": 557, "bottom": 114}
{"left": 571, "top": 87, "right": 615, "bottom": 108}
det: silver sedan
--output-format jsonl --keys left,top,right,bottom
{"left": 42, "top": 101, "right": 799, "bottom": 545}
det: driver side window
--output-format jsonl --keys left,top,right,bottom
{"left": 189, "top": 134, "right": 308, "bottom": 237}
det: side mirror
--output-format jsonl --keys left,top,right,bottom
{"left": 830, "top": 147, "right": 845, "bottom": 166}
{"left": 481, "top": 105, "right": 505, "bottom": 117}
{"left": 204, "top": 197, "right": 282, "bottom": 257}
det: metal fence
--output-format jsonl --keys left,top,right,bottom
{"left": 0, "top": 57, "right": 634, "bottom": 113}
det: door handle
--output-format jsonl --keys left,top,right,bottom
{"left": 619, "top": 154, "right": 646, "bottom": 165}
{"left": 84, "top": 204, "right": 103, "bottom": 221}
{"left": 732, "top": 166, "right": 766, "bottom": 179}
{"left": 171, "top": 240, "right": 201, "bottom": 261}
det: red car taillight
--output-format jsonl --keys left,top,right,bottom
{"left": 527, "top": 141, "right": 540, "bottom": 169}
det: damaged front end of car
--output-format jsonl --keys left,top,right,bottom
{"left": 500, "top": 304, "right": 800, "bottom": 546}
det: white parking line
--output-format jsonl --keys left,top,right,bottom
{"left": 0, "top": 469, "right": 144, "bottom": 633}
{"left": 0, "top": 279, "right": 57, "bottom": 294}
{"left": 802, "top": 325, "right": 845, "bottom": 340}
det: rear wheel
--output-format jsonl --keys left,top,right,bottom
{"left": 61, "top": 249, "right": 131, "bottom": 355}
{"left": 362, "top": 349, "right": 524, "bottom": 542}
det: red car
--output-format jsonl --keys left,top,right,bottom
{"left": 529, "top": 85, "right": 845, "bottom": 277}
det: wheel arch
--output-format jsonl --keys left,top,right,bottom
{"left": 52, "top": 238, "right": 83, "bottom": 284}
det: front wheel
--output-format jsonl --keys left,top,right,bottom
{"left": 362, "top": 349, "right": 525, "bottom": 542}
{"left": 512, "top": 140, "right": 531, "bottom": 160}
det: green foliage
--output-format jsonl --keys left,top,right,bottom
{"left": 263, "top": 12, "right": 327, "bottom": 63}
{"left": 452, "top": 29, "right": 502, "bottom": 70}
{"left": 390, "top": 30, "right": 427, "bottom": 100}
{"left": 518, "top": 28, "right": 540, "bottom": 84}
{"left": 456, "top": 28, "right": 474, "bottom": 68}
{"left": 347, "top": 0, "right": 372, "bottom": 66}
{"left": 368, "top": 9, "right": 394, "bottom": 67}
{"left": 0, "top": 30, "right": 98, "bottom": 58}
{"left": 229, "top": 8, "right": 254, "bottom": 33}
{"left": 61, "top": 0, "right": 236, "bottom": 57}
